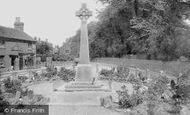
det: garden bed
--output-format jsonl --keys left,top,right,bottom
{"left": 98, "top": 62, "right": 190, "bottom": 115}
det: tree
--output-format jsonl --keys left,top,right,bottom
{"left": 95, "top": 0, "right": 190, "bottom": 61}
{"left": 36, "top": 39, "right": 53, "bottom": 62}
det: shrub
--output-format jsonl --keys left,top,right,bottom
{"left": 18, "top": 75, "right": 28, "bottom": 83}
{"left": 41, "top": 66, "right": 57, "bottom": 80}
{"left": 3, "top": 78, "right": 22, "bottom": 94}
{"left": 57, "top": 67, "right": 75, "bottom": 82}
{"left": 138, "top": 71, "right": 147, "bottom": 82}
{"left": 115, "top": 66, "right": 129, "bottom": 79}
{"left": 3, "top": 86, "right": 49, "bottom": 105}
{"left": 1, "top": 77, "right": 49, "bottom": 105}
{"left": 150, "top": 75, "right": 170, "bottom": 96}
{"left": 117, "top": 85, "right": 143, "bottom": 109}
{"left": 127, "top": 74, "right": 141, "bottom": 85}
{"left": 142, "top": 75, "right": 171, "bottom": 115}
{"left": 0, "top": 88, "right": 10, "bottom": 113}
{"left": 164, "top": 71, "right": 190, "bottom": 114}
{"left": 20, "top": 94, "right": 49, "bottom": 105}
{"left": 20, "top": 88, "right": 34, "bottom": 98}
{"left": 100, "top": 69, "right": 114, "bottom": 78}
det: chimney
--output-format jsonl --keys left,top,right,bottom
{"left": 14, "top": 17, "right": 24, "bottom": 31}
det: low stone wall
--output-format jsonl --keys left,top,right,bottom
{"left": 0, "top": 67, "right": 46, "bottom": 80}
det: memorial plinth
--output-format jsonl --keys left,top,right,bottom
{"left": 75, "top": 64, "right": 93, "bottom": 83}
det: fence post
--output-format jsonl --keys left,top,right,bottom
{"left": 146, "top": 69, "right": 150, "bottom": 78}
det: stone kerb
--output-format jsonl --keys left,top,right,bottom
{"left": 0, "top": 68, "right": 45, "bottom": 81}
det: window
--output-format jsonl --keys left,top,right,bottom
{"left": 28, "top": 43, "right": 32, "bottom": 48}
{"left": 0, "top": 40, "right": 5, "bottom": 48}
{"left": 0, "top": 56, "right": 5, "bottom": 68}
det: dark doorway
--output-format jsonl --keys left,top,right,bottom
{"left": 19, "top": 55, "right": 23, "bottom": 70}
{"left": 10, "top": 55, "right": 17, "bottom": 70}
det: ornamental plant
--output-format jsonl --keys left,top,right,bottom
{"left": 40, "top": 66, "right": 57, "bottom": 80}
{"left": 0, "top": 88, "right": 10, "bottom": 113}
{"left": 117, "top": 85, "right": 143, "bottom": 109}
{"left": 3, "top": 78, "right": 22, "bottom": 94}
{"left": 166, "top": 71, "right": 190, "bottom": 114}
{"left": 143, "top": 74, "right": 170, "bottom": 115}
{"left": 57, "top": 67, "right": 75, "bottom": 82}
{"left": 18, "top": 75, "right": 28, "bottom": 83}
{"left": 100, "top": 68, "right": 114, "bottom": 78}
{"left": 115, "top": 65, "right": 130, "bottom": 81}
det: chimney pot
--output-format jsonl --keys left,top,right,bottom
{"left": 14, "top": 17, "right": 24, "bottom": 31}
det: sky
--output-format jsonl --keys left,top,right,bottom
{"left": 0, "top": 0, "right": 103, "bottom": 46}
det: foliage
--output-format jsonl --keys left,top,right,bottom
{"left": 0, "top": 88, "right": 10, "bottom": 113}
{"left": 15, "top": 94, "right": 49, "bottom": 105}
{"left": 36, "top": 40, "right": 53, "bottom": 62}
{"left": 52, "top": 54, "right": 73, "bottom": 61}
{"left": 64, "top": 0, "right": 190, "bottom": 61}
{"left": 149, "top": 75, "right": 170, "bottom": 96}
{"left": 1, "top": 77, "right": 49, "bottom": 105}
{"left": 41, "top": 66, "right": 57, "bottom": 79}
{"left": 127, "top": 73, "right": 141, "bottom": 85}
{"left": 5, "top": 88, "right": 49, "bottom": 105}
{"left": 100, "top": 66, "right": 130, "bottom": 82}
{"left": 138, "top": 71, "right": 147, "bottom": 82}
{"left": 168, "top": 71, "right": 190, "bottom": 108}
{"left": 117, "top": 85, "right": 143, "bottom": 109}
{"left": 18, "top": 75, "right": 28, "bottom": 83}
{"left": 3, "top": 78, "right": 22, "bottom": 94}
{"left": 100, "top": 68, "right": 114, "bottom": 78}
{"left": 57, "top": 67, "right": 75, "bottom": 82}
{"left": 115, "top": 66, "right": 130, "bottom": 79}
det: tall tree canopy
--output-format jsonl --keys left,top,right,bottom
{"left": 36, "top": 39, "right": 53, "bottom": 57}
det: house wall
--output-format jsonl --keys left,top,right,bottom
{"left": 0, "top": 38, "right": 36, "bottom": 71}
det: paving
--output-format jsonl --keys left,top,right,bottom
{"left": 28, "top": 80, "right": 133, "bottom": 115}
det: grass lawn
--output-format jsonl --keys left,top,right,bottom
{"left": 95, "top": 58, "right": 190, "bottom": 77}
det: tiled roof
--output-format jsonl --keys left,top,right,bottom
{"left": 0, "top": 25, "right": 35, "bottom": 42}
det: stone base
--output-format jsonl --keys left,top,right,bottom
{"left": 75, "top": 64, "right": 95, "bottom": 83}
{"left": 57, "top": 82, "right": 110, "bottom": 92}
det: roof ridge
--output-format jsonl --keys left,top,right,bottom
{"left": 0, "top": 25, "right": 36, "bottom": 42}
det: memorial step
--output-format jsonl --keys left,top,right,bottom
{"left": 65, "top": 84, "right": 102, "bottom": 89}
{"left": 64, "top": 84, "right": 110, "bottom": 92}
{"left": 65, "top": 88, "right": 110, "bottom": 92}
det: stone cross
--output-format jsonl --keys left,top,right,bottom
{"left": 76, "top": 3, "right": 92, "bottom": 64}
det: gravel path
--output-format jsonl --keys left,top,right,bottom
{"left": 28, "top": 80, "right": 133, "bottom": 115}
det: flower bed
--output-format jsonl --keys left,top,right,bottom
{"left": 57, "top": 67, "right": 75, "bottom": 82}
{"left": 99, "top": 65, "right": 130, "bottom": 82}
{"left": 99, "top": 63, "right": 190, "bottom": 114}
{"left": 0, "top": 77, "right": 49, "bottom": 107}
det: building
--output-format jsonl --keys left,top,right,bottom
{"left": 0, "top": 17, "right": 36, "bottom": 71}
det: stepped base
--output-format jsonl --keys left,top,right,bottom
{"left": 56, "top": 82, "right": 110, "bottom": 92}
